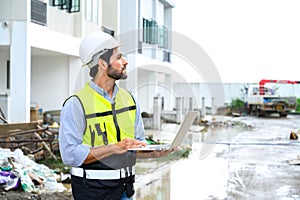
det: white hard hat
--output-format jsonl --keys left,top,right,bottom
{"left": 79, "top": 31, "right": 121, "bottom": 67}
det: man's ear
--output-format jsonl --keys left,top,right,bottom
{"left": 98, "top": 59, "right": 107, "bottom": 69}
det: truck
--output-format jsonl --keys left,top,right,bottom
{"left": 245, "top": 79, "right": 299, "bottom": 117}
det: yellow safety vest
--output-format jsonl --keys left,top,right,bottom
{"left": 76, "top": 82, "right": 136, "bottom": 147}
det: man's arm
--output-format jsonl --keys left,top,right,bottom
{"left": 83, "top": 138, "right": 147, "bottom": 164}
{"left": 59, "top": 97, "right": 90, "bottom": 167}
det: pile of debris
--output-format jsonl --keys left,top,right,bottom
{"left": 0, "top": 113, "right": 68, "bottom": 194}
{"left": 0, "top": 147, "right": 66, "bottom": 193}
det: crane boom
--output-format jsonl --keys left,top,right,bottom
{"left": 259, "top": 79, "right": 300, "bottom": 95}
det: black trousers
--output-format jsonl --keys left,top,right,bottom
{"left": 71, "top": 175, "right": 126, "bottom": 200}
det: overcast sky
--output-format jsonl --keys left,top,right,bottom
{"left": 171, "top": 0, "right": 300, "bottom": 83}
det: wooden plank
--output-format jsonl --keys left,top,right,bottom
{"left": 0, "top": 127, "right": 47, "bottom": 139}
{"left": 0, "top": 122, "right": 37, "bottom": 134}
{"left": 0, "top": 138, "right": 54, "bottom": 143}
{"left": 33, "top": 132, "right": 57, "bottom": 160}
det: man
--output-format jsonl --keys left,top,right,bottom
{"left": 59, "top": 31, "right": 148, "bottom": 200}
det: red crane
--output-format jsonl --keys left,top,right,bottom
{"left": 259, "top": 79, "right": 300, "bottom": 95}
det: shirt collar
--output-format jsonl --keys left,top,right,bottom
{"left": 89, "top": 80, "right": 119, "bottom": 100}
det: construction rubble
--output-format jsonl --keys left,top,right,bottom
{"left": 0, "top": 119, "right": 67, "bottom": 195}
{"left": 0, "top": 147, "right": 66, "bottom": 193}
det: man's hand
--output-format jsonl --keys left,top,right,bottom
{"left": 114, "top": 138, "right": 147, "bottom": 154}
{"left": 135, "top": 147, "right": 177, "bottom": 159}
{"left": 84, "top": 138, "right": 146, "bottom": 164}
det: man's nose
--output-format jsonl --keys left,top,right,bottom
{"left": 122, "top": 57, "right": 128, "bottom": 65}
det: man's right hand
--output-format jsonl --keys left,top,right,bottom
{"left": 84, "top": 138, "right": 146, "bottom": 164}
{"left": 114, "top": 138, "right": 147, "bottom": 154}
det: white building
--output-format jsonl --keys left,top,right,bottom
{"left": 0, "top": 0, "right": 176, "bottom": 123}
{"left": 118, "top": 0, "right": 175, "bottom": 113}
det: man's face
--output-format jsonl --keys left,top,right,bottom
{"left": 107, "top": 48, "right": 128, "bottom": 80}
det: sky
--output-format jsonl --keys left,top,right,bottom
{"left": 171, "top": 0, "right": 300, "bottom": 83}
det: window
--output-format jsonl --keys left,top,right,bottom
{"left": 86, "top": 0, "right": 92, "bottom": 21}
{"left": 158, "top": 25, "right": 167, "bottom": 48}
{"left": 143, "top": 18, "right": 156, "bottom": 44}
{"left": 49, "top": 0, "right": 80, "bottom": 13}
{"left": 143, "top": 18, "right": 168, "bottom": 48}
{"left": 6, "top": 61, "right": 10, "bottom": 90}
{"left": 68, "top": 0, "right": 80, "bottom": 13}
{"left": 86, "top": 0, "right": 99, "bottom": 24}
{"left": 92, "top": 0, "right": 98, "bottom": 23}
{"left": 143, "top": 18, "right": 149, "bottom": 43}
{"left": 149, "top": 20, "right": 157, "bottom": 44}
{"left": 49, "top": 0, "right": 65, "bottom": 6}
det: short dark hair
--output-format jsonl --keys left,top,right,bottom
{"left": 89, "top": 49, "right": 114, "bottom": 78}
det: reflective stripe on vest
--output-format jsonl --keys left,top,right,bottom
{"left": 76, "top": 83, "right": 136, "bottom": 147}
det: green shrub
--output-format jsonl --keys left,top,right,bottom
{"left": 296, "top": 98, "right": 300, "bottom": 113}
{"left": 230, "top": 98, "right": 245, "bottom": 109}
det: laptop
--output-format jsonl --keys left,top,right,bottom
{"left": 129, "top": 111, "right": 198, "bottom": 151}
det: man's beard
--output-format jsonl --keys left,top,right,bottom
{"left": 107, "top": 65, "right": 127, "bottom": 80}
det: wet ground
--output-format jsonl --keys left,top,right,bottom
{"left": 1, "top": 115, "right": 300, "bottom": 199}
{"left": 134, "top": 114, "right": 300, "bottom": 200}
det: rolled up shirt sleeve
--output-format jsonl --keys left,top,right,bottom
{"left": 59, "top": 97, "right": 90, "bottom": 167}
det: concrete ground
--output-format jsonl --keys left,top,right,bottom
{"left": 134, "top": 114, "right": 300, "bottom": 200}
{"left": 2, "top": 115, "right": 299, "bottom": 200}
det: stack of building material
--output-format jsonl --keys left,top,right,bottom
{"left": 0, "top": 122, "right": 58, "bottom": 161}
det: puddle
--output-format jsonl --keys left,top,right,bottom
{"left": 134, "top": 116, "right": 300, "bottom": 199}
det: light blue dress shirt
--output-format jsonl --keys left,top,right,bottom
{"left": 59, "top": 81, "right": 145, "bottom": 167}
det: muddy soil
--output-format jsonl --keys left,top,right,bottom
{"left": 0, "top": 191, "right": 73, "bottom": 200}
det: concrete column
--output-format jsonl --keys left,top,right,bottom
{"left": 211, "top": 97, "right": 216, "bottom": 116}
{"left": 123, "top": 54, "right": 138, "bottom": 93}
{"left": 188, "top": 97, "right": 193, "bottom": 111}
{"left": 182, "top": 97, "right": 186, "bottom": 116}
{"left": 164, "top": 74, "right": 172, "bottom": 110}
{"left": 201, "top": 97, "right": 205, "bottom": 118}
{"left": 8, "top": 21, "right": 31, "bottom": 122}
{"left": 153, "top": 96, "right": 161, "bottom": 130}
{"left": 176, "top": 97, "right": 182, "bottom": 123}
{"left": 69, "top": 56, "right": 83, "bottom": 94}
{"left": 149, "top": 71, "right": 158, "bottom": 112}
